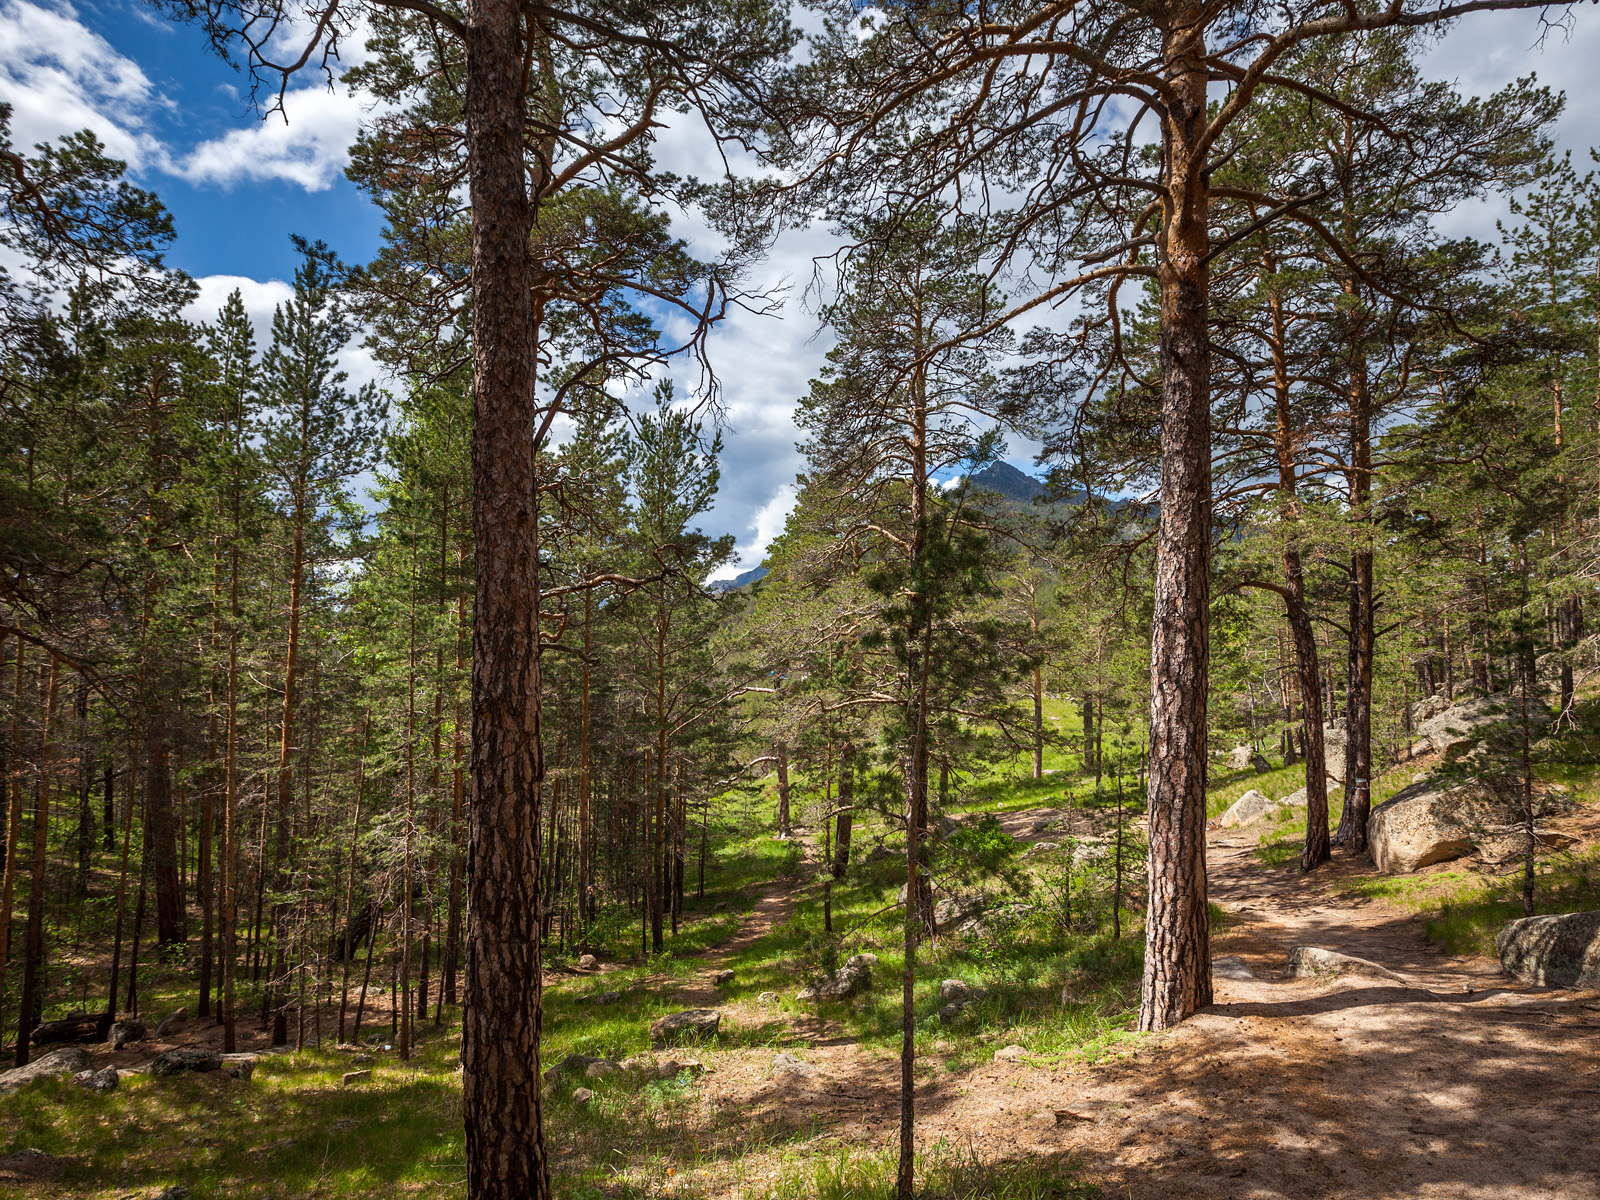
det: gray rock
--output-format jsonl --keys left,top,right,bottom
{"left": 1367, "top": 777, "right": 1573, "bottom": 874}
{"left": 1496, "top": 910, "right": 1600, "bottom": 989}
{"left": 934, "top": 895, "right": 984, "bottom": 929}
{"left": 572, "top": 1086, "right": 594, "bottom": 1103}
{"left": 544, "top": 1053, "right": 604, "bottom": 1081}
{"left": 156, "top": 1187, "right": 191, "bottom": 1200}
{"left": 619, "top": 1055, "right": 656, "bottom": 1075}
{"left": 772, "top": 1052, "right": 819, "bottom": 1080}
{"left": 1410, "top": 693, "right": 1452, "bottom": 726}
{"left": 332, "top": 1118, "right": 359, "bottom": 1132}
{"left": 150, "top": 1048, "right": 222, "bottom": 1078}
{"left": 1414, "top": 696, "right": 1551, "bottom": 759}
{"left": 584, "top": 1060, "right": 620, "bottom": 1080}
{"left": 1287, "top": 945, "right": 1407, "bottom": 984}
{"left": 576, "top": 953, "right": 600, "bottom": 971}
{"left": 342, "top": 1069, "right": 372, "bottom": 1086}
{"left": 155, "top": 1009, "right": 189, "bottom": 1038}
{"left": 938, "top": 1002, "right": 967, "bottom": 1025}
{"left": 713, "top": 969, "right": 735, "bottom": 986}
{"left": 350, "top": 1053, "right": 375, "bottom": 1066}
{"left": 993, "top": 1044, "right": 1028, "bottom": 1063}
{"left": 1219, "top": 789, "right": 1284, "bottom": 828}
{"left": 845, "top": 952, "right": 878, "bottom": 968}
{"left": 796, "top": 961, "right": 871, "bottom": 1001}
{"left": 111, "top": 1020, "right": 146, "bottom": 1049}
{"left": 71, "top": 1067, "right": 119, "bottom": 1093}
{"left": 222, "top": 1054, "right": 256, "bottom": 1081}
{"left": 649, "top": 1008, "right": 722, "bottom": 1046}
{"left": 1475, "top": 829, "right": 1580, "bottom": 866}
{"left": 1251, "top": 752, "right": 1272, "bottom": 774}
{"left": 656, "top": 1058, "right": 705, "bottom": 1079}
{"left": 1224, "top": 744, "right": 1255, "bottom": 771}
{"left": 1022, "top": 840, "right": 1062, "bottom": 858}
{"left": 757, "top": 991, "right": 779, "bottom": 1004}
{"left": 939, "top": 978, "right": 973, "bottom": 1002}
{"left": 1212, "top": 955, "right": 1255, "bottom": 981}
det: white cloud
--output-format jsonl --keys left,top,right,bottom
{"left": 711, "top": 480, "right": 797, "bottom": 581}
{"left": 171, "top": 83, "right": 375, "bottom": 192}
{"left": 0, "top": 0, "right": 163, "bottom": 166}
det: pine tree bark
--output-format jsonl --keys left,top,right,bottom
{"left": 461, "top": 0, "right": 550, "bottom": 1190}
{"left": 14, "top": 656, "right": 58, "bottom": 1064}
{"left": 1139, "top": 7, "right": 1214, "bottom": 1033}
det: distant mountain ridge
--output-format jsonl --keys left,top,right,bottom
{"left": 966, "top": 461, "right": 1046, "bottom": 502}
{"left": 709, "top": 564, "right": 768, "bottom": 592}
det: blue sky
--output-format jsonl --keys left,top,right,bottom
{"left": 4, "top": 0, "right": 1599, "bottom": 578}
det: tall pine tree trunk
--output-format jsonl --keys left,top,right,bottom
{"left": 14, "top": 656, "right": 59, "bottom": 1064}
{"left": 461, "top": 0, "right": 550, "bottom": 1188}
{"left": 1140, "top": 9, "right": 1213, "bottom": 1032}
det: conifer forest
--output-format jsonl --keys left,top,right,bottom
{"left": 3, "top": 0, "right": 1600, "bottom": 1197}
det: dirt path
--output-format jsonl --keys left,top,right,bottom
{"left": 696, "top": 816, "right": 1600, "bottom": 1199}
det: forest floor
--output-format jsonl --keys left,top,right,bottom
{"left": 4, "top": 744, "right": 1599, "bottom": 1198}
{"left": 565, "top": 811, "right": 1600, "bottom": 1200}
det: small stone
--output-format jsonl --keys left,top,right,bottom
{"left": 342, "top": 1070, "right": 372, "bottom": 1086}
{"left": 772, "top": 1051, "right": 819, "bottom": 1079}
{"left": 332, "top": 1118, "right": 358, "bottom": 1132}
{"left": 656, "top": 1058, "right": 681, "bottom": 1078}
{"left": 155, "top": 1009, "right": 189, "bottom": 1038}
{"left": 1212, "top": 955, "right": 1255, "bottom": 981}
{"left": 71, "top": 1067, "right": 119, "bottom": 1093}
{"left": 994, "top": 1044, "right": 1028, "bottom": 1063}
{"left": 594, "top": 991, "right": 623, "bottom": 1005}
{"left": 576, "top": 954, "right": 600, "bottom": 971}
{"left": 939, "top": 979, "right": 972, "bottom": 1002}
{"left": 713, "top": 969, "right": 735, "bottom": 986}
{"left": 757, "top": 991, "right": 779, "bottom": 1004}
{"left": 649, "top": 1009, "right": 721, "bottom": 1046}
{"left": 584, "top": 1060, "right": 620, "bottom": 1080}
{"left": 572, "top": 1087, "right": 594, "bottom": 1103}
{"left": 938, "top": 1003, "right": 966, "bottom": 1025}
{"left": 351, "top": 1053, "right": 375, "bottom": 1066}
{"left": 224, "top": 1056, "right": 256, "bottom": 1081}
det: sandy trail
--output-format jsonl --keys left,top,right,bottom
{"left": 700, "top": 814, "right": 1600, "bottom": 1199}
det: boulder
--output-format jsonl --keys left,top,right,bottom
{"left": 584, "top": 1060, "right": 621, "bottom": 1081}
{"left": 1496, "top": 910, "right": 1600, "bottom": 989}
{"left": 156, "top": 1187, "right": 191, "bottom": 1200}
{"left": 933, "top": 895, "right": 985, "bottom": 929}
{"left": 649, "top": 1009, "right": 722, "bottom": 1045}
{"left": 0, "top": 1048, "right": 94, "bottom": 1094}
{"left": 576, "top": 954, "right": 600, "bottom": 971}
{"left": 756, "top": 991, "right": 779, "bottom": 1004}
{"left": 1367, "top": 777, "right": 1573, "bottom": 874}
{"left": 71, "top": 1067, "right": 119, "bottom": 1093}
{"left": 1021, "top": 840, "right": 1061, "bottom": 858}
{"left": 350, "top": 1053, "right": 375, "bottom": 1066}
{"left": 1413, "top": 696, "right": 1551, "bottom": 760}
{"left": 1410, "top": 693, "right": 1452, "bottom": 726}
{"left": 1219, "top": 789, "right": 1284, "bottom": 828}
{"left": 150, "top": 1049, "right": 222, "bottom": 1077}
{"left": 797, "top": 960, "right": 871, "bottom": 1001}
{"left": 1476, "top": 829, "right": 1580, "bottom": 866}
{"left": 155, "top": 1009, "right": 189, "bottom": 1038}
{"left": 342, "top": 1070, "right": 371, "bottom": 1086}
{"left": 1287, "top": 945, "right": 1407, "bottom": 984}
{"left": 571, "top": 1087, "right": 594, "bottom": 1103}
{"left": 1250, "top": 752, "right": 1272, "bottom": 774}
{"left": 111, "top": 1019, "right": 147, "bottom": 1049}
{"left": 1212, "top": 955, "right": 1255, "bottom": 981}
{"left": 713, "top": 969, "right": 735, "bottom": 986}
{"left": 1224, "top": 744, "right": 1255, "bottom": 771}
{"left": 845, "top": 952, "right": 878, "bottom": 968}
{"left": 938, "top": 1002, "right": 969, "bottom": 1025}
{"left": 993, "top": 1044, "right": 1028, "bottom": 1063}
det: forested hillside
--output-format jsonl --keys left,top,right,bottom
{"left": 1, "top": 1, "right": 1598, "bottom": 1197}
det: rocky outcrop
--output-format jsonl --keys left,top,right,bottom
{"left": 0, "top": 1048, "right": 93, "bottom": 1094}
{"left": 110, "top": 1019, "right": 147, "bottom": 1049}
{"left": 1212, "top": 955, "right": 1255, "bottom": 981}
{"left": 1219, "top": 789, "right": 1284, "bottom": 828}
{"left": 1224, "top": 744, "right": 1255, "bottom": 770}
{"left": 1367, "top": 777, "right": 1574, "bottom": 874}
{"left": 1287, "top": 946, "right": 1407, "bottom": 984}
{"left": 1412, "top": 696, "right": 1551, "bottom": 760}
{"left": 649, "top": 1009, "right": 722, "bottom": 1045}
{"left": 1496, "top": 911, "right": 1600, "bottom": 989}
{"left": 154, "top": 1009, "right": 188, "bottom": 1038}
{"left": 72, "top": 1067, "right": 119, "bottom": 1093}
{"left": 150, "top": 1048, "right": 222, "bottom": 1077}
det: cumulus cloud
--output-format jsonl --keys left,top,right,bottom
{"left": 0, "top": 0, "right": 163, "bottom": 166}
{"left": 171, "top": 82, "right": 375, "bottom": 192}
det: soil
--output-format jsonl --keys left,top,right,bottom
{"left": 677, "top": 812, "right": 1600, "bottom": 1198}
